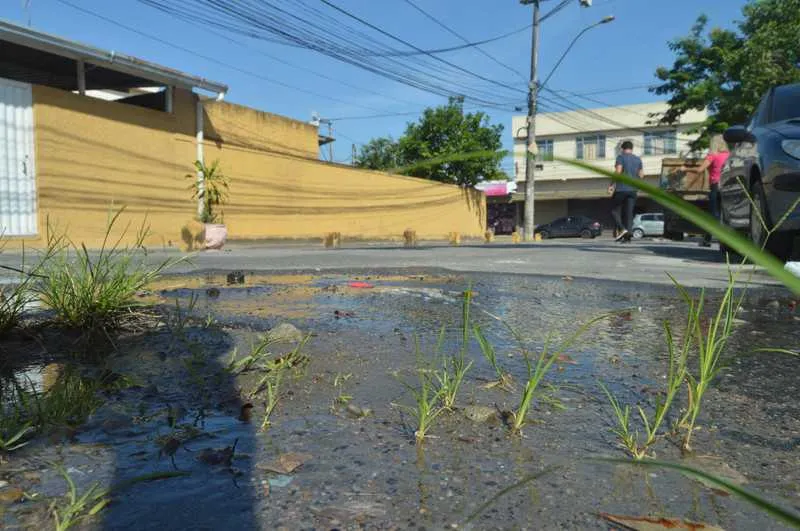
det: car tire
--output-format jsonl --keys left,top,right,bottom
{"left": 750, "top": 180, "right": 794, "bottom": 261}
{"left": 539, "top": 230, "right": 549, "bottom": 240}
{"left": 580, "top": 229, "right": 592, "bottom": 239}
{"left": 632, "top": 228, "right": 645, "bottom": 240}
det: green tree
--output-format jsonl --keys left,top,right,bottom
{"left": 356, "top": 97, "right": 506, "bottom": 186}
{"left": 652, "top": 0, "right": 800, "bottom": 150}
{"left": 354, "top": 136, "right": 399, "bottom": 170}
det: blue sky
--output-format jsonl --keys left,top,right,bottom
{"left": 2, "top": 0, "right": 748, "bottom": 170}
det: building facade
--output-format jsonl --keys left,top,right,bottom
{"left": 491, "top": 102, "right": 707, "bottom": 233}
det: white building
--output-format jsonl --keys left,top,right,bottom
{"left": 490, "top": 102, "right": 708, "bottom": 232}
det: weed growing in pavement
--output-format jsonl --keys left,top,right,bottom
{"left": 508, "top": 314, "right": 610, "bottom": 434}
{"left": 37, "top": 210, "right": 186, "bottom": 334}
{"left": 600, "top": 313, "right": 692, "bottom": 459}
{"left": 0, "top": 234, "right": 59, "bottom": 334}
{"left": 228, "top": 332, "right": 281, "bottom": 374}
{"left": 675, "top": 272, "right": 743, "bottom": 452}
{"left": 0, "top": 423, "right": 35, "bottom": 455}
{"left": 248, "top": 335, "right": 311, "bottom": 430}
{"left": 473, "top": 323, "right": 513, "bottom": 390}
{"left": 332, "top": 372, "right": 353, "bottom": 406}
{"left": 163, "top": 294, "right": 199, "bottom": 345}
{"left": 51, "top": 465, "right": 110, "bottom": 531}
{"left": 436, "top": 290, "right": 474, "bottom": 409}
{"left": 393, "top": 336, "right": 447, "bottom": 444}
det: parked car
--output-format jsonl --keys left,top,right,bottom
{"left": 535, "top": 216, "right": 602, "bottom": 239}
{"left": 631, "top": 213, "right": 664, "bottom": 239}
{"left": 721, "top": 82, "right": 800, "bottom": 261}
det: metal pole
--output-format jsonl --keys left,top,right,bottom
{"left": 328, "top": 122, "right": 334, "bottom": 162}
{"left": 523, "top": 0, "right": 540, "bottom": 241}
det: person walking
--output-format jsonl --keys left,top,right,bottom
{"left": 681, "top": 135, "right": 730, "bottom": 247}
{"left": 609, "top": 140, "right": 644, "bottom": 242}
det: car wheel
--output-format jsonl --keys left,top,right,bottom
{"left": 632, "top": 228, "right": 645, "bottom": 240}
{"left": 580, "top": 229, "right": 592, "bottom": 239}
{"left": 539, "top": 230, "right": 549, "bottom": 240}
{"left": 750, "top": 181, "right": 794, "bottom": 261}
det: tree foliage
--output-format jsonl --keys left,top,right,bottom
{"left": 652, "top": 0, "right": 800, "bottom": 150}
{"left": 355, "top": 98, "right": 506, "bottom": 186}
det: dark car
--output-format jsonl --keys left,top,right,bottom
{"left": 721, "top": 82, "right": 800, "bottom": 260}
{"left": 535, "top": 216, "right": 602, "bottom": 239}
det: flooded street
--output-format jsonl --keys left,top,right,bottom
{"left": 1, "top": 271, "right": 799, "bottom": 530}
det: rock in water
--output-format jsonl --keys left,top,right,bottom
{"left": 268, "top": 323, "right": 304, "bottom": 344}
{"left": 462, "top": 405, "right": 498, "bottom": 424}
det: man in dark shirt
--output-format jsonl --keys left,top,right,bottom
{"left": 609, "top": 140, "right": 643, "bottom": 242}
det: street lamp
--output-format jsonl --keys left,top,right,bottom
{"left": 519, "top": 0, "right": 613, "bottom": 241}
{"left": 539, "top": 16, "right": 615, "bottom": 92}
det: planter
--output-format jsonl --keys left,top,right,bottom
{"left": 204, "top": 223, "right": 228, "bottom": 250}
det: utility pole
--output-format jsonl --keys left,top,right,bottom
{"left": 352, "top": 143, "right": 357, "bottom": 166}
{"left": 520, "top": 0, "right": 540, "bottom": 241}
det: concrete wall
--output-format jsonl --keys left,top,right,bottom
{"left": 8, "top": 84, "right": 484, "bottom": 248}
{"left": 202, "top": 107, "right": 486, "bottom": 240}
{"left": 26, "top": 84, "right": 197, "bottom": 248}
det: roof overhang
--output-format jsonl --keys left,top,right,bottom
{"left": 0, "top": 19, "right": 227, "bottom": 98}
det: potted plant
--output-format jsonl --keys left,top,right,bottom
{"left": 188, "top": 159, "right": 230, "bottom": 250}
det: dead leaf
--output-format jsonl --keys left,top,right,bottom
{"left": 562, "top": 275, "right": 574, "bottom": 281}
{"left": 600, "top": 513, "right": 725, "bottom": 530}
{"left": 257, "top": 452, "right": 312, "bottom": 474}
{"left": 557, "top": 353, "right": 577, "bottom": 365}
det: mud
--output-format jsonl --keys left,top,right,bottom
{"left": 1, "top": 270, "right": 799, "bottom": 530}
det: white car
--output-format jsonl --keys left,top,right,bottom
{"left": 631, "top": 213, "right": 665, "bottom": 239}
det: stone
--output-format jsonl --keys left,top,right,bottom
{"left": 267, "top": 323, "right": 304, "bottom": 344}
{"left": 346, "top": 404, "right": 372, "bottom": 419}
{"left": 0, "top": 487, "right": 24, "bottom": 504}
{"left": 462, "top": 405, "right": 498, "bottom": 424}
{"left": 257, "top": 452, "right": 312, "bottom": 474}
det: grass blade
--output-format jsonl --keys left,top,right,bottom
{"left": 555, "top": 157, "right": 800, "bottom": 294}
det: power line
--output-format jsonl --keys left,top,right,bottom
{"left": 53, "top": 0, "right": 397, "bottom": 113}
{"left": 138, "top": 0, "right": 522, "bottom": 106}
{"left": 401, "top": 0, "right": 526, "bottom": 80}
{"left": 317, "top": 0, "right": 525, "bottom": 95}
{"left": 366, "top": 23, "right": 533, "bottom": 58}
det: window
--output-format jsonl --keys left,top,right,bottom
{"left": 536, "top": 139, "right": 554, "bottom": 161}
{"left": 641, "top": 214, "right": 654, "bottom": 222}
{"left": 771, "top": 84, "right": 800, "bottom": 123}
{"left": 575, "top": 135, "right": 606, "bottom": 160}
{"left": 644, "top": 131, "right": 677, "bottom": 155}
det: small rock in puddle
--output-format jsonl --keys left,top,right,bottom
{"left": 257, "top": 452, "right": 312, "bottom": 474}
{"left": 267, "top": 323, "right": 304, "bottom": 343}
{"left": 0, "top": 487, "right": 24, "bottom": 504}
{"left": 462, "top": 405, "right": 498, "bottom": 424}
{"left": 196, "top": 439, "right": 238, "bottom": 467}
{"left": 345, "top": 404, "right": 372, "bottom": 418}
{"left": 267, "top": 475, "right": 294, "bottom": 488}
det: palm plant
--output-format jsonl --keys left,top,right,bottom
{"left": 188, "top": 160, "right": 230, "bottom": 224}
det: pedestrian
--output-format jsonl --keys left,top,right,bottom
{"left": 681, "top": 135, "right": 730, "bottom": 247}
{"left": 608, "top": 140, "right": 643, "bottom": 242}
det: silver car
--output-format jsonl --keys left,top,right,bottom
{"left": 632, "top": 213, "right": 664, "bottom": 239}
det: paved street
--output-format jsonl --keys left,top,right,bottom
{"left": 2, "top": 236, "right": 777, "bottom": 290}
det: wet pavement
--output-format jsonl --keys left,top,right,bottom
{"left": 1, "top": 270, "right": 799, "bottom": 530}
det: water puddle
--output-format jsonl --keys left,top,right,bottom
{"left": 1, "top": 272, "right": 798, "bottom": 529}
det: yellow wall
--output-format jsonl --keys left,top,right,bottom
{"left": 9, "top": 85, "right": 484, "bottom": 248}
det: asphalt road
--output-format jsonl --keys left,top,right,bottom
{"left": 2, "top": 236, "right": 779, "bottom": 290}
{"left": 190, "top": 237, "right": 786, "bottom": 289}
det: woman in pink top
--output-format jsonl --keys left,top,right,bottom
{"left": 682, "top": 135, "right": 730, "bottom": 246}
